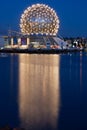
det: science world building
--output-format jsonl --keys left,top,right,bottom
{"left": 4, "top": 3, "right": 67, "bottom": 49}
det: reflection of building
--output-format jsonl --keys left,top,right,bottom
{"left": 18, "top": 54, "right": 60, "bottom": 130}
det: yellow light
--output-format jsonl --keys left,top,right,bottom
{"left": 20, "top": 3, "right": 60, "bottom": 36}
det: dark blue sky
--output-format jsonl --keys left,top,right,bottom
{"left": 0, "top": 0, "right": 87, "bottom": 37}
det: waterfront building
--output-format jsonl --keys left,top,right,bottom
{"left": 2, "top": 4, "right": 68, "bottom": 50}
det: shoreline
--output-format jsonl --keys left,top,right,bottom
{"left": 0, "top": 48, "right": 84, "bottom": 54}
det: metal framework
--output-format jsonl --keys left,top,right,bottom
{"left": 20, "top": 4, "right": 59, "bottom": 36}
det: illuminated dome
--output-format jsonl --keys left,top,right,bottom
{"left": 20, "top": 4, "right": 59, "bottom": 36}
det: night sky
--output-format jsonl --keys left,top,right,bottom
{"left": 0, "top": 0, "right": 87, "bottom": 37}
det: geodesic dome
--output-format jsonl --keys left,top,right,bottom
{"left": 20, "top": 4, "right": 59, "bottom": 36}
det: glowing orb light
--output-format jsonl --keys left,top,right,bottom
{"left": 20, "top": 4, "right": 59, "bottom": 36}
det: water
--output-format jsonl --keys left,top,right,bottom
{"left": 0, "top": 52, "right": 87, "bottom": 130}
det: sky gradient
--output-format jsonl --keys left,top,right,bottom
{"left": 0, "top": 0, "right": 87, "bottom": 37}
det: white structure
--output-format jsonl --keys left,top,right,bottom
{"left": 53, "top": 37, "right": 68, "bottom": 49}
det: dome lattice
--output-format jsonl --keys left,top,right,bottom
{"left": 20, "top": 4, "right": 59, "bottom": 36}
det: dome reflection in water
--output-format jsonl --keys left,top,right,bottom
{"left": 18, "top": 54, "right": 60, "bottom": 130}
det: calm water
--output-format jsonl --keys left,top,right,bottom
{"left": 0, "top": 52, "right": 87, "bottom": 130}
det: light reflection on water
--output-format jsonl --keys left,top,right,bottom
{"left": 18, "top": 54, "right": 60, "bottom": 130}
{"left": 0, "top": 52, "right": 86, "bottom": 129}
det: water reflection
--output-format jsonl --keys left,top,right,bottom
{"left": 18, "top": 54, "right": 60, "bottom": 130}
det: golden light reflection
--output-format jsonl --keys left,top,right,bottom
{"left": 18, "top": 54, "right": 60, "bottom": 130}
